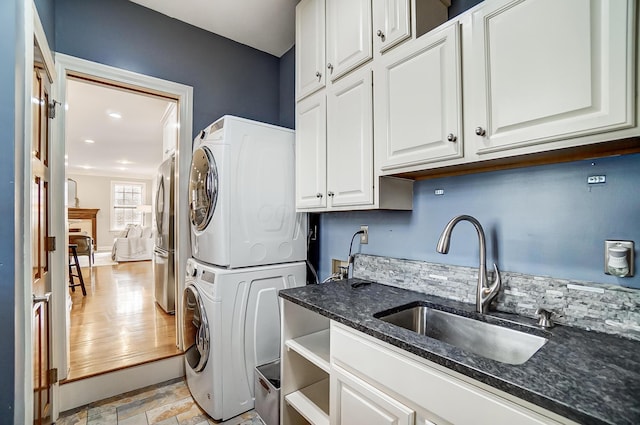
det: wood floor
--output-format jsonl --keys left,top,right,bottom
{"left": 65, "top": 260, "right": 181, "bottom": 382}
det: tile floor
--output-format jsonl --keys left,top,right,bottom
{"left": 57, "top": 378, "right": 265, "bottom": 425}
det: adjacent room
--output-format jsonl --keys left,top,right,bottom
{"left": 64, "top": 77, "right": 180, "bottom": 381}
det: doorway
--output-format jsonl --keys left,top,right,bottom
{"left": 63, "top": 77, "right": 180, "bottom": 381}
{"left": 52, "top": 54, "right": 193, "bottom": 388}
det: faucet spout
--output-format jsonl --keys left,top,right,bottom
{"left": 436, "top": 215, "right": 501, "bottom": 314}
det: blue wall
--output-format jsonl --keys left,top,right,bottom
{"left": 319, "top": 154, "right": 640, "bottom": 289}
{"left": 55, "top": 0, "right": 282, "bottom": 136}
{"left": 34, "top": 0, "right": 55, "bottom": 50}
{"left": 279, "top": 46, "right": 295, "bottom": 129}
{"left": 0, "top": 0, "right": 20, "bottom": 417}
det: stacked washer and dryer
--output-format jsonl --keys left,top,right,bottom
{"left": 183, "top": 116, "right": 307, "bottom": 421}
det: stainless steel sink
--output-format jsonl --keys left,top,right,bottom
{"left": 374, "top": 303, "right": 548, "bottom": 365}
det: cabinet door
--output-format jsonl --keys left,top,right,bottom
{"left": 326, "top": 0, "right": 373, "bottom": 81}
{"left": 469, "top": 0, "right": 635, "bottom": 155}
{"left": 373, "top": 0, "right": 411, "bottom": 53}
{"left": 327, "top": 67, "right": 374, "bottom": 208}
{"left": 296, "top": 0, "right": 326, "bottom": 100}
{"left": 296, "top": 91, "right": 327, "bottom": 209}
{"left": 376, "top": 22, "right": 462, "bottom": 173}
{"left": 331, "top": 364, "right": 415, "bottom": 425}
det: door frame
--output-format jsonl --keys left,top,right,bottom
{"left": 50, "top": 54, "right": 193, "bottom": 404}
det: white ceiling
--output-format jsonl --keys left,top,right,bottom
{"left": 129, "top": 0, "right": 300, "bottom": 57}
{"left": 65, "top": 79, "right": 174, "bottom": 179}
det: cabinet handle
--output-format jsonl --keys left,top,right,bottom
{"left": 316, "top": 193, "right": 323, "bottom": 198}
{"left": 447, "top": 133, "right": 457, "bottom": 142}
{"left": 315, "top": 71, "right": 322, "bottom": 81}
{"left": 376, "top": 30, "right": 385, "bottom": 41}
{"left": 327, "top": 63, "right": 334, "bottom": 73}
{"left": 328, "top": 191, "right": 335, "bottom": 197}
{"left": 475, "top": 127, "right": 486, "bottom": 136}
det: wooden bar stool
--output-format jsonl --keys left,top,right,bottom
{"left": 68, "top": 244, "right": 87, "bottom": 296}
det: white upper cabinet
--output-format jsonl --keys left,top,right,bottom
{"left": 375, "top": 21, "right": 462, "bottom": 173}
{"left": 326, "top": 67, "right": 374, "bottom": 208}
{"left": 468, "top": 0, "right": 636, "bottom": 156}
{"left": 295, "top": 91, "right": 327, "bottom": 209}
{"left": 295, "top": 67, "right": 377, "bottom": 211}
{"left": 326, "top": 0, "right": 373, "bottom": 82}
{"left": 296, "top": 0, "right": 326, "bottom": 101}
{"left": 373, "top": 0, "right": 411, "bottom": 53}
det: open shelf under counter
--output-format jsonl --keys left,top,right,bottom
{"left": 284, "top": 378, "right": 330, "bottom": 425}
{"left": 284, "top": 328, "right": 330, "bottom": 373}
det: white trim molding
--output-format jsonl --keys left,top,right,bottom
{"left": 52, "top": 54, "right": 193, "bottom": 409}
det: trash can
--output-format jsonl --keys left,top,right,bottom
{"left": 255, "top": 359, "right": 280, "bottom": 425}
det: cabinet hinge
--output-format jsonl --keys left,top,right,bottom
{"left": 48, "top": 368, "right": 58, "bottom": 384}
{"left": 46, "top": 236, "right": 56, "bottom": 252}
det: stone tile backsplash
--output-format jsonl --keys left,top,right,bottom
{"left": 353, "top": 254, "right": 640, "bottom": 341}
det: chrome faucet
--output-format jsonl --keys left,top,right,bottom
{"left": 436, "top": 215, "right": 501, "bottom": 314}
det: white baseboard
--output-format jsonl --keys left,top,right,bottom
{"left": 58, "top": 355, "right": 185, "bottom": 412}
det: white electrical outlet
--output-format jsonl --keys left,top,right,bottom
{"left": 360, "top": 225, "right": 368, "bottom": 244}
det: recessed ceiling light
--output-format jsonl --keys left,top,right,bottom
{"left": 84, "top": 139, "right": 95, "bottom": 144}
{"left": 117, "top": 160, "right": 134, "bottom": 165}
{"left": 118, "top": 167, "right": 127, "bottom": 171}
{"left": 108, "top": 112, "right": 122, "bottom": 119}
{"left": 80, "top": 165, "right": 93, "bottom": 170}
{"left": 64, "top": 154, "right": 68, "bottom": 159}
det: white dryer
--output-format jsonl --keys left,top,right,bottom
{"left": 183, "top": 258, "right": 306, "bottom": 421}
{"left": 189, "top": 115, "right": 307, "bottom": 268}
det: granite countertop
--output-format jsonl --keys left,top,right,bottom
{"left": 279, "top": 279, "right": 640, "bottom": 425}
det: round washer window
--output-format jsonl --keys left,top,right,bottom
{"left": 189, "top": 146, "right": 218, "bottom": 231}
{"left": 183, "top": 285, "right": 209, "bottom": 373}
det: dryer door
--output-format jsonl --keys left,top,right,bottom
{"left": 189, "top": 146, "right": 219, "bottom": 232}
{"left": 183, "top": 285, "right": 209, "bottom": 373}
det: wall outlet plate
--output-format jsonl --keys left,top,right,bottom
{"left": 604, "top": 240, "right": 634, "bottom": 277}
{"left": 332, "top": 258, "right": 349, "bottom": 278}
{"left": 360, "top": 225, "right": 368, "bottom": 244}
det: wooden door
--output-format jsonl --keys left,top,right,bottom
{"left": 32, "top": 61, "right": 53, "bottom": 425}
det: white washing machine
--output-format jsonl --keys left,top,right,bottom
{"left": 189, "top": 115, "right": 307, "bottom": 268}
{"left": 183, "top": 258, "right": 306, "bottom": 421}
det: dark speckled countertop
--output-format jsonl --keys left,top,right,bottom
{"left": 279, "top": 279, "right": 640, "bottom": 425}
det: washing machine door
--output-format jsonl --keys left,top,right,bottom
{"left": 189, "top": 146, "right": 218, "bottom": 232}
{"left": 183, "top": 285, "right": 209, "bottom": 373}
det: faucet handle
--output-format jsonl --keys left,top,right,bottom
{"left": 535, "top": 308, "right": 554, "bottom": 329}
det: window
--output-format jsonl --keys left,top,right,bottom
{"left": 110, "top": 181, "right": 146, "bottom": 231}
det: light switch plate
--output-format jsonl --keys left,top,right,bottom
{"left": 604, "top": 240, "right": 634, "bottom": 277}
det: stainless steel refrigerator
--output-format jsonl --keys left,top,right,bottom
{"left": 153, "top": 155, "right": 175, "bottom": 314}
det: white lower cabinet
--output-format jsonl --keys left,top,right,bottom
{"left": 330, "top": 323, "right": 577, "bottom": 425}
{"left": 331, "top": 364, "right": 415, "bottom": 425}
{"left": 281, "top": 300, "right": 331, "bottom": 425}
{"left": 281, "top": 302, "right": 578, "bottom": 425}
